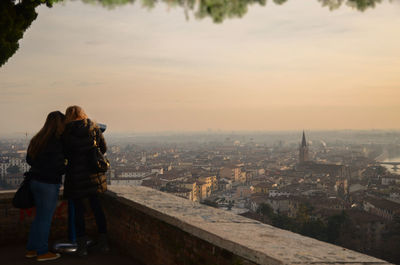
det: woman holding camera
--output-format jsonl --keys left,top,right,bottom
{"left": 25, "top": 111, "right": 66, "bottom": 261}
{"left": 63, "top": 105, "right": 108, "bottom": 256}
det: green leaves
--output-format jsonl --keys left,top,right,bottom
{"left": 0, "top": 0, "right": 65, "bottom": 67}
{"left": 256, "top": 203, "right": 274, "bottom": 217}
{"left": 74, "top": 0, "right": 386, "bottom": 23}
{"left": 0, "top": 0, "right": 39, "bottom": 67}
{"left": 318, "top": 0, "right": 383, "bottom": 11}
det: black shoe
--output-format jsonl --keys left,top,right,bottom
{"left": 76, "top": 237, "right": 88, "bottom": 257}
{"left": 98, "top": 233, "right": 110, "bottom": 253}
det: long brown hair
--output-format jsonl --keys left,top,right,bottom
{"left": 27, "top": 111, "right": 65, "bottom": 159}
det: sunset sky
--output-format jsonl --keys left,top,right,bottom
{"left": 1, "top": 0, "right": 400, "bottom": 135}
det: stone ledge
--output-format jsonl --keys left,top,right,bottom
{"left": 0, "top": 190, "right": 16, "bottom": 199}
{"left": 106, "top": 186, "right": 390, "bottom": 265}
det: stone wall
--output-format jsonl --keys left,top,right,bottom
{"left": 102, "top": 193, "right": 257, "bottom": 265}
{"left": 0, "top": 187, "right": 391, "bottom": 264}
{"left": 0, "top": 190, "right": 95, "bottom": 246}
{"left": 0, "top": 191, "right": 68, "bottom": 245}
{"left": 103, "top": 186, "right": 390, "bottom": 265}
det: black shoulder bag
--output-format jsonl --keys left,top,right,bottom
{"left": 12, "top": 172, "right": 35, "bottom": 209}
{"left": 90, "top": 129, "right": 110, "bottom": 173}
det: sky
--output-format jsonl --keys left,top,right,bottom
{"left": 1, "top": 0, "right": 400, "bottom": 135}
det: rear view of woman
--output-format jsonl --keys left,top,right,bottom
{"left": 63, "top": 105, "right": 108, "bottom": 256}
{"left": 25, "top": 111, "right": 66, "bottom": 261}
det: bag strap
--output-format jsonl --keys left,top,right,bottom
{"left": 92, "top": 129, "right": 99, "bottom": 148}
{"left": 92, "top": 129, "right": 103, "bottom": 154}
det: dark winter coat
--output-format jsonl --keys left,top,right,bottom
{"left": 26, "top": 136, "right": 65, "bottom": 184}
{"left": 63, "top": 119, "right": 107, "bottom": 199}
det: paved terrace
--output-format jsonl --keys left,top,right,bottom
{"left": 0, "top": 186, "right": 392, "bottom": 265}
{"left": 1, "top": 244, "right": 141, "bottom": 265}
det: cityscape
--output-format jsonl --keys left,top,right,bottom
{"left": 1, "top": 130, "right": 399, "bottom": 263}
{"left": 1, "top": 0, "right": 400, "bottom": 264}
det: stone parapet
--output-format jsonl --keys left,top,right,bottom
{"left": 0, "top": 190, "right": 67, "bottom": 244}
{"left": 0, "top": 188, "right": 391, "bottom": 264}
{"left": 0, "top": 190, "right": 94, "bottom": 245}
{"left": 104, "top": 186, "right": 390, "bottom": 265}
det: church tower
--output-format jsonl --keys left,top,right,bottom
{"left": 299, "top": 131, "right": 309, "bottom": 164}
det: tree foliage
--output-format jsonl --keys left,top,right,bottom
{"left": 381, "top": 214, "right": 400, "bottom": 263}
{"left": 256, "top": 204, "right": 353, "bottom": 247}
{"left": 300, "top": 219, "right": 327, "bottom": 241}
{"left": 256, "top": 203, "right": 274, "bottom": 217}
{"left": 0, "top": 0, "right": 62, "bottom": 67}
{"left": 77, "top": 0, "right": 386, "bottom": 22}
{"left": 317, "top": 0, "right": 384, "bottom": 11}
{"left": 81, "top": 0, "right": 136, "bottom": 9}
{"left": 295, "top": 202, "right": 313, "bottom": 224}
{"left": 326, "top": 211, "right": 348, "bottom": 243}
{"left": 0, "top": 0, "right": 37, "bottom": 67}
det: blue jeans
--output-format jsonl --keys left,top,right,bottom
{"left": 26, "top": 180, "right": 60, "bottom": 255}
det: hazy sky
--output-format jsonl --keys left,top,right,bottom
{"left": 1, "top": 0, "right": 400, "bottom": 135}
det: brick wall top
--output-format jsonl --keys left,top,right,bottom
{"left": 107, "top": 186, "right": 390, "bottom": 265}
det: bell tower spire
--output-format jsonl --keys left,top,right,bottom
{"left": 299, "top": 131, "right": 309, "bottom": 164}
{"left": 301, "top": 130, "right": 307, "bottom": 147}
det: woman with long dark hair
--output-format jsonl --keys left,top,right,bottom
{"left": 25, "top": 111, "right": 66, "bottom": 261}
{"left": 63, "top": 105, "right": 108, "bottom": 256}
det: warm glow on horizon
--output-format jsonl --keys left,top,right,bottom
{"left": 1, "top": 0, "right": 400, "bottom": 134}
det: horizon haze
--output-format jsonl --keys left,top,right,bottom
{"left": 1, "top": 0, "right": 400, "bottom": 134}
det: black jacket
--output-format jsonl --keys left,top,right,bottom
{"left": 63, "top": 119, "right": 107, "bottom": 199}
{"left": 26, "top": 136, "right": 65, "bottom": 184}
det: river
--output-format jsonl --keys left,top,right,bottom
{"left": 382, "top": 156, "right": 400, "bottom": 174}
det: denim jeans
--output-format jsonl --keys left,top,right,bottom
{"left": 73, "top": 194, "right": 107, "bottom": 238}
{"left": 26, "top": 180, "right": 60, "bottom": 255}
